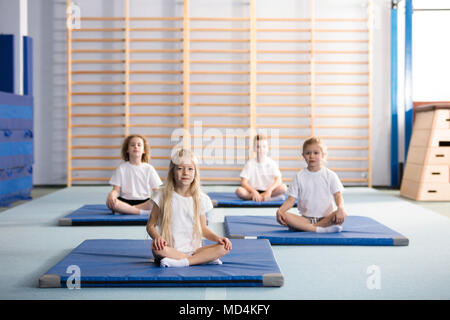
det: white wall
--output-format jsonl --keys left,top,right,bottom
{"left": 28, "top": 0, "right": 392, "bottom": 186}
{"left": 413, "top": 0, "right": 450, "bottom": 101}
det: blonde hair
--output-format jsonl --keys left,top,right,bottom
{"left": 158, "top": 148, "right": 202, "bottom": 249}
{"left": 302, "top": 136, "right": 327, "bottom": 155}
{"left": 120, "top": 134, "right": 150, "bottom": 163}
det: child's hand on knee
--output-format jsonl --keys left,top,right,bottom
{"left": 152, "top": 236, "right": 167, "bottom": 251}
{"left": 218, "top": 237, "right": 232, "bottom": 251}
{"left": 276, "top": 209, "right": 288, "bottom": 226}
{"left": 333, "top": 208, "right": 346, "bottom": 225}
{"left": 251, "top": 191, "right": 262, "bottom": 202}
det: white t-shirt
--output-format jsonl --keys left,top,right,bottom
{"left": 286, "top": 167, "right": 344, "bottom": 218}
{"left": 151, "top": 189, "right": 214, "bottom": 254}
{"left": 109, "top": 161, "right": 163, "bottom": 200}
{"left": 240, "top": 157, "right": 282, "bottom": 191}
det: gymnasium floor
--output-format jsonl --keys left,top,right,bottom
{"left": 0, "top": 186, "right": 449, "bottom": 300}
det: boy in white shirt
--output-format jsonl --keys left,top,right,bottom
{"left": 276, "top": 136, "right": 346, "bottom": 233}
{"left": 236, "top": 133, "right": 287, "bottom": 202}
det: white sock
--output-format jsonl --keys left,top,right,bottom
{"left": 316, "top": 225, "right": 343, "bottom": 233}
{"left": 139, "top": 209, "right": 151, "bottom": 216}
{"left": 207, "top": 259, "right": 223, "bottom": 265}
{"left": 160, "top": 257, "right": 189, "bottom": 268}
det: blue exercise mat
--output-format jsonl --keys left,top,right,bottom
{"left": 224, "top": 215, "right": 409, "bottom": 246}
{"left": 39, "top": 239, "right": 283, "bottom": 287}
{"left": 59, "top": 204, "right": 149, "bottom": 226}
{"left": 208, "top": 192, "right": 296, "bottom": 207}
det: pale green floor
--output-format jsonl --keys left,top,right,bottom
{"left": 2, "top": 186, "right": 449, "bottom": 219}
{"left": 0, "top": 185, "right": 449, "bottom": 300}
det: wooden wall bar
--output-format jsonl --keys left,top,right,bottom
{"left": 66, "top": 0, "right": 372, "bottom": 186}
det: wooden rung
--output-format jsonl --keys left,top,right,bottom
{"left": 314, "top": 104, "right": 369, "bottom": 108}
{"left": 256, "top": 39, "right": 310, "bottom": 43}
{"left": 316, "top": 50, "right": 369, "bottom": 54}
{"left": 130, "top": 59, "right": 183, "bottom": 64}
{"left": 316, "top": 18, "right": 367, "bottom": 22}
{"left": 190, "top": 17, "right": 249, "bottom": 21}
{"left": 315, "top": 93, "right": 368, "bottom": 97}
{"left": 316, "top": 82, "right": 369, "bottom": 86}
{"left": 256, "top": 92, "right": 309, "bottom": 96}
{"left": 71, "top": 92, "right": 124, "bottom": 96}
{"left": 321, "top": 135, "right": 369, "bottom": 140}
{"left": 191, "top": 124, "right": 250, "bottom": 128}
{"left": 72, "top": 103, "right": 125, "bottom": 107}
{"left": 72, "top": 167, "right": 116, "bottom": 170}
{"left": 72, "top": 81, "right": 125, "bottom": 85}
{"left": 191, "top": 39, "right": 249, "bottom": 43}
{"left": 130, "top": 28, "right": 183, "bottom": 32}
{"left": 72, "top": 113, "right": 124, "bottom": 117}
{"left": 129, "top": 91, "right": 183, "bottom": 95}
{"left": 255, "top": 124, "right": 310, "bottom": 128}
{"left": 314, "top": 125, "right": 369, "bottom": 129}
{"left": 72, "top": 70, "right": 125, "bottom": 75}
{"left": 315, "top": 61, "right": 368, "bottom": 65}
{"left": 190, "top": 81, "right": 249, "bottom": 85}
{"left": 315, "top": 72, "right": 369, "bottom": 75}
{"left": 130, "top": 38, "right": 183, "bottom": 42}
{"left": 71, "top": 146, "right": 119, "bottom": 150}
{"left": 191, "top": 60, "right": 249, "bottom": 64}
{"left": 256, "top": 28, "right": 310, "bottom": 32}
{"left": 190, "top": 113, "right": 249, "bottom": 117}
{"left": 130, "top": 17, "right": 183, "bottom": 21}
{"left": 72, "top": 49, "right": 125, "bottom": 54}
{"left": 316, "top": 29, "right": 368, "bottom": 33}
{"left": 314, "top": 114, "right": 368, "bottom": 118}
{"left": 257, "top": 60, "right": 309, "bottom": 64}
{"left": 129, "top": 124, "right": 182, "bottom": 128}
{"left": 190, "top": 103, "right": 250, "bottom": 107}
{"left": 130, "top": 70, "right": 183, "bottom": 74}
{"left": 315, "top": 39, "right": 369, "bottom": 43}
{"left": 256, "top": 103, "right": 309, "bottom": 107}
{"left": 257, "top": 113, "right": 309, "bottom": 118}
{"left": 190, "top": 92, "right": 249, "bottom": 96}
{"left": 327, "top": 157, "right": 368, "bottom": 161}
{"left": 130, "top": 102, "right": 183, "bottom": 106}
{"left": 190, "top": 71, "right": 249, "bottom": 75}
{"left": 201, "top": 177, "right": 242, "bottom": 182}
{"left": 190, "top": 49, "right": 250, "bottom": 53}
{"left": 257, "top": 82, "right": 310, "bottom": 86}
{"left": 257, "top": 50, "right": 310, "bottom": 54}
{"left": 73, "top": 28, "right": 125, "bottom": 32}
{"left": 256, "top": 71, "right": 309, "bottom": 75}
{"left": 191, "top": 28, "right": 250, "bottom": 32}
{"left": 256, "top": 18, "right": 309, "bottom": 22}
{"left": 199, "top": 167, "right": 242, "bottom": 171}
{"left": 129, "top": 81, "right": 182, "bottom": 85}
{"left": 130, "top": 113, "right": 183, "bottom": 117}
{"left": 72, "top": 134, "right": 125, "bottom": 138}
{"left": 71, "top": 156, "right": 120, "bottom": 160}
{"left": 130, "top": 49, "right": 183, "bottom": 53}
{"left": 72, "top": 38, "right": 124, "bottom": 42}
{"left": 71, "top": 124, "right": 125, "bottom": 128}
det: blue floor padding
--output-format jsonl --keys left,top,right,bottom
{"left": 224, "top": 215, "right": 409, "bottom": 246}
{"left": 59, "top": 204, "right": 149, "bottom": 226}
{"left": 208, "top": 192, "right": 296, "bottom": 207}
{"left": 39, "top": 239, "right": 283, "bottom": 288}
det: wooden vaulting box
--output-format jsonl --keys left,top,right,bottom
{"left": 400, "top": 104, "right": 450, "bottom": 201}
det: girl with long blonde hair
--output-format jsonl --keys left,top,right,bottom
{"left": 146, "top": 148, "right": 232, "bottom": 267}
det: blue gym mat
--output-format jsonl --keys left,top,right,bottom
{"left": 208, "top": 192, "right": 296, "bottom": 207}
{"left": 224, "top": 215, "right": 409, "bottom": 246}
{"left": 59, "top": 204, "right": 149, "bottom": 226}
{"left": 39, "top": 239, "right": 283, "bottom": 287}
